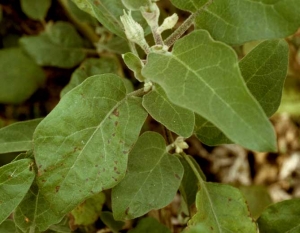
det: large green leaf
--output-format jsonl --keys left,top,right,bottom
{"left": 0, "top": 220, "right": 17, "bottom": 233}
{"left": 170, "top": 0, "right": 209, "bottom": 12}
{"left": 20, "top": 0, "right": 51, "bottom": 21}
{"left": 0, "top": 119, "right": 42, "bottom": 154}
{"left": 0, "top": 48, "right": 46, "bottom": 104}
{"left": 189, "top": 182, "right": 257, "bottom": 233}
{"left": 0, "top": 159, "right": 35, "bottom": 224}
{"left": 142, "top": 30, "right": 276, "bottom": 152}
{"left": 257, "top": 199, "right": 300, "bottom": 233}
{"left": 143, "top": 85, "right": 195, "bottom": 137}
{"left": 33, "top": 74, "right": 148, "bottom": 215}
{"left": 128, "top": 217, "right": 171, "bottom": 233}
{"left": 112, "top": 132, "right": 184, "bottom": 220}
{"left": 194, "top": 39, "right": 288, "bottom": 146}
{"left": 195, "top": 0, "right": 300, "bottom": 45}
{"left": 20, "top": 21, "right": 85, "bottom": 68}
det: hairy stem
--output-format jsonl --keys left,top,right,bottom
{"left": 181, "top": 152, "right": 204, "bottom": 183}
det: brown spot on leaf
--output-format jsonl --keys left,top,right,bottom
{"left": 115, "top": 121, "right": 119, "bottom": 126}
{"left": 112, "top": 133, "right": 116, "bottom": 137}
{"left": 94, "top": 0, "right": 100, "bottom": 5}
{"left": 125, "top": 207, "right": 130, "bottom": 215}
{"left": 25, "top": 217, "right": 30, "bottom": 223}
{"left": 55, "top": 186, "right": 60, "bottom": 193}
{"left": 114, "top": 167, "right": 117, "bottom": 171}
{"left": 175, "top": 174, "right": 181, "bottom": 180}
{"left": 113, "top": 109, "right": 119, "bottom": 117}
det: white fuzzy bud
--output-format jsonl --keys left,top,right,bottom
{"left": 144, "top": 81, "right": 153, "bottom": 92}
{"left": 174, "top": 136, "right": 189, "bottom": 154}
{"left": 157, "top": 13, "right": 178, "bottom": 34}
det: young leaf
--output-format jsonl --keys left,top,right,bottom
{"left": 20, "top": 0, "right": 51, "bottom": 21}
{"left": 0, "top": 48, "right": 45, "bottom": 104}
{"left": 0, "top": 220, "right": 17, "bottom": 233}
{"left": 0, "top": 119, "right": 42, "bottom": 154}
{"left": 189, "top": 182, "right": 257, "bottom": 233}
{"left": 33, "top": 74, "right": 148, "bottom": 216}
{"left": 112, "top": 132, "right": 184, "bottom": 220}
{"left": 195, "top": 0, "right": 300, "bottom": 45}
{"left": 170, "top": 0, "right": 209, "bottom": 12}
{"left": 123, "top": 52, "right": 145, "bottom": 82}
{"left": 194, "top": 39, "right": 289, "bottom": 146}
{"left": 142, "top": 30, "right": 276, "bottom": 152}
{"left": 96, "top": 36, "right": 130, "bottom": 54}
{"left": 60, "top": 57, "right": 121, "bottom": 97}
{"left": 20, "top": 21, "right": 86, "bottom": 68}
{"left": 257, "top": 199, "right": 300, "bottom": 233}
{"left": 122, "top": 0, "right": 150, "bottom": 11}
{"left": 0, "top": 159, "right": 35, "bottom": 224}
{"left": 128, "top": 217, "right": 171, "bottom": 233}
{"left": 143, "top": 85, "right": 195, "bottom": 137}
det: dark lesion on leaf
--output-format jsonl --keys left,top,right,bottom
{"left": 55, "top": 186, "right": 60, "bottom": 193}
{"left": 174, "top": 174, "right": 181, "bottom": 180}
{"left": 112, "top": 108, "right": 119, "bottom": 117}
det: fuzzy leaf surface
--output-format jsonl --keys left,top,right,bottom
{"left": 194, "top": 39, "right": 288, "bottom": 146}
{"left": 20, "top": 0, "right": 51, "bottom": 21}
{"left": 0, "top": 159, "right": 35, "bottom": 224}
{"left": 257, "top": 199, "right": 300, "bottom": 233}
{"left": 170, "top": 0, "right": 209, "bottom": 12}
{"left": 143, "top": 85, "right": 195, "bottom": 137}
{"left": 195, "top": 0, "right": 300, "bottom": 45}
{"left": 0, "top": 119, "right": 42, "bottom": 154}
{"left": 122, "top": 0, "right": 150, "bottom": 10}
{"left": 34, "top": 74, "right": 148, "bottom": 216}
{"left": 189, "top": 182, "right": 257, "bottom": 232}
{"left": 20, "top": 21, "right": 85, "bottom": 68}
{"left": 112, "top": 132, "right": 184, "bottom": 220}
{"left": 123, "top": 52, "right": 145, "bottom": 82}
{"left": 143, "top": 30, "right": 276, "bottom": 152}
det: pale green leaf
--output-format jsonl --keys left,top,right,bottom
{"left": 60, "top": 57, "right": 120, "bottom": 97}
{"left": 34, "top": 74, "right": 148, "bottom": 216}
{"left": 20, "top": 21, "right": 85, "bottom": 68}
{"left": 68, "top": 0, "right": 97, "bottom": 25}
{"left": 96, "top": 36, "right": 130, "bottom": 54}
{"left": 100, "top": 211, "right": 124, "bottom": 233}
{"left": 0, "top": 220, "right": 17, "bottom": 233}
{"left": 183, "top": 224, "right": 210, "bottom": 233}
{"left": 0, "top": 48, "right": 46, "bottom": 104}
{"left": 112, "top": 132, "right": 184, "bottom": 220}
{"left": 128, "top": 217, "right": 171, "bottom": 233}
{"left": 123, "top": 52, "right": 145, "bottom": 82}
{"left": 14, "top": 182, "right": 65, "bottom": 232}
{"left": 195, "top": 0, "right": 300, "bottom": 45}
{"left": 170, "top": 0, "right": 209, "bottom": 12}
{"left": 0, "top": 119, "right": 42, "bottom": 154}
{"left": 20, "top": 0, "right": 51, "bottom": 21}
{"left": 257, "top": 199, "right": 300, "bottom": 233}
{"left": 194, "top": 39, "right": 288, "bottom": 146}
{"left": 0, "top": 159, "right": 35, "bottom": 224}
{"left": 122, "top": 0, "right": 151, "bottom": 10}
{"left": 143, "top": 85, "right": 195, "bottom": 137}
{"left": 142, "top": 30, "right": 276, "bottom": 152}
{"left": 189, "top": 182, "right": 257, "bottom": 233}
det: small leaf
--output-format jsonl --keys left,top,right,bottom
{"left": 143, "top": 30, "right": 276, "bottom": 152}
{"left": 121, "top": 0, "right": 151, "bottom": 10}
{"left": 257, "top": 199, "right": 300, "bottom": 233}
{"left": 68, "top": 0, "right": 97, "bottom": 25}
{"left": 0, "top": 220, "right": 17, "bottom": 233}
{"left": 123, "top": 52, "right": 145, "bottom": 82}
{"left": 20, "top": 0, "right": 51, "bottom": 21}
{"left": 112, "top": 132, "right": 184, "bottom": 220}
{"left": 0, "top": 159, "right": 35, "bottom": 224}
{"left": 96, "top": 36, "right": 130, "bottom": 54}
{"left": 0, "top": 48, "right": 46, "bottom": 104}
{"left": 20, "top": 21, "right": 86, "bottom": 68}
{"left": 189, "top": 182, "right": 257, "bottom": 233}
{"left": 195, "top": 0, "right": 300, "bottom": 45}
{"left": 143, "top": 85, "right": 195, "bottom": 137}
{"left": 170, "top": 0, "right": 209, "bottom": 12}
{"left": 34, "top": 74, "right": 148, "bottom": 216}
{"left": 100, "top": 211, "right": 124, "bottom": 233}
{"left": 0, "top": 119, "right": 42, "bottom": 154}
{"left": 128, "top": 217, "right": 171, "bottom": 233}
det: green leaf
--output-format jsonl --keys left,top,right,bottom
{"left": 20, "top": 21, "right": 86, "bottom": 68}
{"left": 34, "top": 74, "right": 148, "bottom": 216}
{"left": 194, "top": 39, "right": 289, "bottom": 146}
{"left": 14, "top": 182, "right": 65, "bottom": 232}
{"left": 257, "top": 199, "right": 300, "bottom": 233}
{"left": 189, "top": 182, "right": 257, "bottom": 233}
{"left": 195, "top": 0, "right": 300, "bottom": 45}
{"left": 143, "top": 85, "right": 195, "bottom": 137}
{"left": 112, "top": 132, "right": 184, "bottom": 220}
{"left": 128, "top": 217, "right": 171, "bottom": 233}
{"left": 100, "top": 211, "right": 124, "bottom": 233}
{"left": 71, "top": 193, "right": 106, "bottom": 226}
{"left": 60, "top": 57, "right": 121, "bottom": 97}
{"left": 20, "top": 0, "right": 51, "bottom": 21}
{"left": 121, "top": 0, "right": 151, "bottom": 10}
{"left": 142, "top": 30, "right": 276, "bottom": 152}
{"left": 0, "top": 119, "right": 42, "bottom": 154}
{"left": 0, "top": 220, "right": 17, "bottom": 233}
{"left": 123, "top": 52, "right": 145, "bottom": 82}
{"left": 0, "top": 48, "right": 46, "bottom": 104}
{"left": 96, "top": 36, "right": 130, "bottom": 54}
{"left": 0, "top": 159, "right": 35, "bottom": 224}
{"left": 184, "top": 224, "right": 210, "bottom": 233}
{"left": 67, "top": 0, "right": 97, "bottom": 25}
{"left": 170, "top": 0, "right": 209, "bottom": 12}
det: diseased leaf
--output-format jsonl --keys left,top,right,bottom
{"left": 0, "top": 220, "right": 17, "bottom": 233}
{"left": 189, "top": 182, "right": 257, "bottom": 233}
{"left": 112, "top": 132, "right": 184, "bottom": 220}
{"left": 128, "top": 217, "right": 171, "bottom": 233}
{"left": 0, "top": 159, "right": 35, "bottom": 224}
{"left": 0, "top": 48, "right": 46, "bottom": 104}
{"left": 0, "top": 119, "right": 42, "bottom": 154}
{"left": 100, "top": 211, "right": 124, "bottom": 233}
{"left": 195, "top": 0, "right": 300, "bottom": 45}
{"left": 122, "top": 0, "right": 150, "bottom": 10}
{"left": 257, "top": 199, "right": 300, "bottom": 233}
{"left": 20, "top": 21, "right": 86, "bottom": 68}
{"left": 123, "top": 52, "right": 145, "bottom": 82}
{"left": 143, "top": 85, "right": 195, "bottom": 137}
{"left": 20, "top": 0, "right": 51, "bottom": 21}
{"left": 143, "top": 30, "right": 276, "bottom": 152}
{"left": 34, "top": 74, "right": 148, "bottom": 216}
{"left": 194, "top": 39, "right": 288, "bottom": 146}
{"left": 170, "top": 0, "right": 209, "bottom": 12}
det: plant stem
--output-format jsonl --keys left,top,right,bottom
{"left": 128, "top": 41, "right": 139, "bottom": 57}
{"left": 181, "top": 152, "right": 204, "bottom": 183}
{"left": 152, "top": 26, "right": 164, "bottom": 45}
{"left": 127, "top": 88, "right": 146, "bottom": 97}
